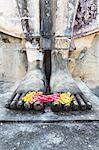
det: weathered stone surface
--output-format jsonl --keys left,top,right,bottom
{"left": 40, "top": 0, "right": 53, "bottom": 37}
{"left": 17, "top": 0, "right": 40, "bottom": 39}
{"left": 0, "top": 122, "right": 99, "bottom": 150}
{"left": 50, "top": 50, "right": 80, "bottom": 93}
{"left": 74, "top": 0, "right": 97, "bottom": 31}
{"left": 0, "top": 33, "right": 27, "bottom": 81}
{"left": 0, "top": 0, "right": 23, "bottom": 38}
{"left": 16, "top": 69, "right": 45, "bottom": 92}
{"left": 74, "top": 0, "right": 99, "bottom": 37}
{"left": 0, "top": 0, "right": 40, "bottom": 38}
{"left": 55, "top": 37, "right": 71, "bottom": 50}
{"left": 69, "top": 33, "right": 99, "bottom": 81}
{"left": 56, "top": 0, "right": 79, "bottom": 37}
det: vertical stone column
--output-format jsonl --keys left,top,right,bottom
{"left": 17, "top": 0, "right": 42, "bottom": 73}
{"left": 16, "top": 0, "right": 40, "bottom": 39}
{"left": 55, "top": 0, "right": 79, "bottom": 51}
{"left": 56, "top": 0, "right": 79, "bottom": 38}
{"left": 40, "top": 0, "right": 53, "bottom": 50}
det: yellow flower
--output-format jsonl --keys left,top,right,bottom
{"left": 22, "top": 91, "right": 43, "bottom": 103}
{"left": 57, "top": 92, "right": 74, "bottom": 105}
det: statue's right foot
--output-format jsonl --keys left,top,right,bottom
{"left": 6, "top": 48, "right": 46, "bottom": 110}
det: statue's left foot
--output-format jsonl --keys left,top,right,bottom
{"left": 50, "top": 50, "right": 92, "bottom": 111}
{"left": 50, "top": 50, "right": 79, "bottom": 94}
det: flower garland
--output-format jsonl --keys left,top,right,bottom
{"left": 22, "top": 91, "right": 74, "bottom": 106}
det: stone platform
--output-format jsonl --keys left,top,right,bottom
{"left": 0, "top": 80, "right": 99, "bottom": 150}
{"left": 0, "top": 79, "right": 99, "bottom": 122}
